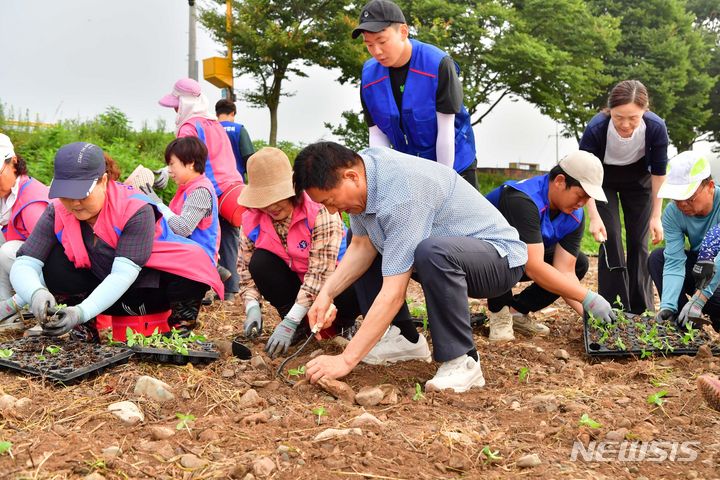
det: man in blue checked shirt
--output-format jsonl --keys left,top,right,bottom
{"left": 292, "top": 142, "right": 528, "bottom": 393}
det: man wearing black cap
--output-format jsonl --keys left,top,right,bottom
{"left": 354, "top": 0, "right": 478, "bottom": 188}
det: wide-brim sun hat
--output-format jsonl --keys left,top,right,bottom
{"left": 237, "top": 147, "right": 295, "bottom": 209}
{"left": 158, "top": 78, "right": 202, "bottom": 109}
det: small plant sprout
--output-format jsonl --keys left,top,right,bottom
{"left": 412, "top": 383, "right": 425, "bottom": 401}
{"left": 0, "top": 441, "right": 12, "bottom": 457}
{"left": 0, "top": 349, "right": 13, "bottom": 359}
{"left": 518, "top": 367, "right": 529, "bottom": 383}
{"left": 614, "top": 295, "right": 624, "bottom": 310}
{"left": 46, "top": 345, "right": 62, "bottom": 355}
{"left": 481, "top": 445, "right": 502, "bottom": 464}
{"left": 647, "top": 390, "right": 668, "bottom": 408}
{"left": 312, "top": 406, "right": 327, "bottom": 425}
{"left": 175, "top": 412, "right": 196, "bottom": 433}
{"left": 614, "top": 337, "right": 627, "bottom": 351}
{"left": 288, "top": 365, "right": 306, "bottom": 378}
{"left": 579, "top": 413, "right": 601, "bottom": 429}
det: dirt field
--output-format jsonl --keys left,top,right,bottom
{"left": 0, "top": 258, "right": 719, "bottom": 479}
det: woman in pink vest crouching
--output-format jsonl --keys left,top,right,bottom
{"left": 0, "top": 134, "right": 50, "bottom": 326}
{"left": 156, "top": 78, "right": 246, "bottom": 301}
{"left": 9, "top": 142, "right": 223, "bottom": 340}
{"left": 238, "top": 148, "right": 360, "bottom": 358}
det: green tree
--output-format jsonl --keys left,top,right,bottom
{"left": 587, "top": 0, "right": 715, "bottom": 150}
{"left": 200, "top": 0, "right": 366, "bottom": 146}
{"left": 688, "top": 0, "right": 720, "bottom": 148}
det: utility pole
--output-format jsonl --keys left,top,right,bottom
{"left": 188, "top": 0, "right": 198, "bottom": 80}
{"left": 225, "top": 0, "right": 235, "bottom": 101}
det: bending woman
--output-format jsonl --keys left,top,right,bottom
{"left": 237, "top": 147, "right": 360, "bottom": 358}
{"left": 9, "top": 142, "right": 223, "bottom": 339}
{"left": 579, "top": 80, "right": 669, "bottom": 313}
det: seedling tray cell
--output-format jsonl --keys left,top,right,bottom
{"left": 0, "top": 337, "right": 133, "bottom": 384}
{"left": 583, "top": 312, "right": 720, "bottom": 358}
{"left": 130, "top": 341, "right": 219, "bottom": 365}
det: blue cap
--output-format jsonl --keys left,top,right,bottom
{"left": 49, "top": 142, "right": 106, "bottom": 199}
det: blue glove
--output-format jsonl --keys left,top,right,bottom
{"left": 244, "top": 305, "right": 263, "bottom": 338}
{"left": 265, "top": 318, "right": 299, "bottom": 358}
{"left": 42, "top": 306, "right": 86, "bottom": 336}
{"left": 153, "top": 166, "right": 170, "bottom": 190}
{"left": 582, "top": 290, "right": 616, "bottom": 324}
{"left": 30, "top": 288, "right": 56, "bottom": 324}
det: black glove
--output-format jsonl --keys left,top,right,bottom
{"left": 153, "top": 166, "right": 169, "bottom": 190}
{"left": 692, "top": 260, "right": 715, "bottom": 291}
{"left": 654, "top": 309, "right": 677, "bottom": 324}
{"left": 139, "top": 183, "right": 163, "bottom": 204}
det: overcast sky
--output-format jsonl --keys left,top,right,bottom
{"left": 1, "top": 1, "right": 715, "bottom": 169}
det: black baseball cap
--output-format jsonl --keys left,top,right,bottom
{"left": 352, "top": 0, "right": 406, "bottom": 39}
{"left": 49, "top": 142, "right": 106, "bottom": 199}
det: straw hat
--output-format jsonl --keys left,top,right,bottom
{"left": 124, "top": 164, "right": 155, "bottom": 190}
{"left": 237, "top": 147, "right": 295, "bottom": 208}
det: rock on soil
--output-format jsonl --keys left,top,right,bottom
{"left": 355, "top": 386, "right": 384, "bottom": 406}
{"left": 0, "top": 394, "right": 17, "bottom": 410}
{"left": 180, "top": 453, "right": 208, "bottom": 469}
{"left": 250, "top": 355, "right": 268, "bottom": 370}
{"left": 134, "top": 375, "right": 175, "bottom": 402}
{"left": 84, "top": 473, "right": 106, "bottom": 480}
{"left": 252, "top": 457, "right": 276, "bottom": 477}
{"left": 101, "top": 446, "right": 122, "bottom": 459}
{"left": 313, "top": 428, "right": 362, "bottom": 442}
{"left": 148, "top": 426, "right": 175, "bottom": 440}
{"left": 238, "top": 389, "right": 265, "bottom": 408}
{"left": 554, "top": 349, "right": 570, "bottom": 361}
{"left": 240, "top": 411, "right": 271, "bottom": 425}
{"left": 605, "top": 428, "right": 628, "bottom": 441}
{"left": 378, "top": 384, "right": 399, "bottom": 404}
{"left": 516, "top": 453, "right": 542, "bottom": 468}
{"left": 107, "top": 401, "right": 144, "bottom": 425}
{"left": 351, "top": 412, "right": 384, "bottom": 429}
{"left": 317, "top": 378, "right": 355, "bottom": 403}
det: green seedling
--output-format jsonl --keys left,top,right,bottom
{"left": 0, "top": 349, "right": 13, "bottom": 359}
{"left": 85, "top": 458, "right": 107, "bottom": 471}
{"left": 0, "top": 441, "right": 12, "bottom": 456}
{"left": 614, "top": 295, "right": 624, "bottom": 310}
{"left": 288, "top": 365, "right": 306, "bottom": 378}
{"left": 412, "top": 382, "right": 425, "bottom": 401}
{"left": 681, "top": 323, "right": 697, "bottom": 345}
{"left": 410, "top": 304, "right": 428, "bottom": 331}
{"left": 125, "top": 327, "right": 205, "bottom": 355}
{"left": 579, "top": 413, "right": 601, "bottom": 429}
{"left": 36, "top": 354, "right": 46, "bottom": 361}
{"left": 175, "top": 412, "right": 196, "bottom": 432}
{"left": 481, "top": 445, "right": 502, "bottom": 464}
{"left": 640, "top": 349, "right": 652, "bottom": 359}
{"left": 614, "top": 337, "right": 626, "bottom": 350}
{"left": 46, "top": 345, "right": 61, "bottom": 355}
{"left": 647, "top": 390, "right": 668, "bottom": 408}
{"left": 518, "top": 367, "right": 529, "bottom": 383}
{"left": 312, "top": 406, "right": 327, "bottom": 425}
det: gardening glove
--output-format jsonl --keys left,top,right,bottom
{"left": 677, "top": 293, "right": 706, "bottom": 328}
{"left": 244, "top": 304, "right": 263, "bottom": 338}
{"left": 582, "top": 290, "right": 616, "bottom": 324}
{"left": 42, "top": 306, "right": 85, "bottom": 336}
{"left": 30, "top": 288, "right": 56, "bottom": 324}
{"left": 654, "top": 309, "right": 677, "bottom": 324}
{"left": 139, "top": 182, "right": 163, "bottom": 205}
{"left": 692, "top": 259, "right": 716, "bottom": 291}
{"left": 265, "top": 317, "right": 299, "bottom": 358}
{"left": 152, "top": 166, "right": 170, "bottom": 189}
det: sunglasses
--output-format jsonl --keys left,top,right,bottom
{"left": 600, "top": 242, "right": 626, "bottom": 272}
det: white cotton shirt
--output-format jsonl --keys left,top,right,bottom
{"left": 603, "top": 118, "right": 646, "bottom": 166}
{"left": 0, "top": 177, "right": 21, "bottom": 227}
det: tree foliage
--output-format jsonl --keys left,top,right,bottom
{"left": 199, "top": 0, "right": 366, "bottom": 146}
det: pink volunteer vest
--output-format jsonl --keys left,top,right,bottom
{"left": 169, "top": 174, "right": 220, "bottom": 259}
{"left": 4, "top": 176, "right": 49, "bottom": 241}
{"left": 242, "top": 192, "right": 322, "bottom": 281}
{"left": 53, "top": 180, "right": 224, "bottom": 298}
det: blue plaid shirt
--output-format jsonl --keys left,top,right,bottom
{"left": 350, "top": 147, "right": 527, "bottom": 276}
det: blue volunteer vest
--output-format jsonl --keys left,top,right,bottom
{"left": 361, "top": 39, "right": 476, "bottom": 174}
{"left": 486, "top": 175, "right": 583, "bottom": 247}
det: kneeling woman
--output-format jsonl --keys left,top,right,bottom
{"left": 238, "top": 147, "right": 359, "bottom": 357}
{"left": 10, "top": 142, "right": 223, "bottom": 338}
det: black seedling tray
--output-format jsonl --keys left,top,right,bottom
{"left": 412, "top": 312, "right": 487, "bottom": 329}
{"left": 583, "top": 312, "right": 720, "bottom": 358}
{"left": 0, "top": 337, "right": 133, "bottom": 384}
{"left": 130, "top": 341, "right": 219, "bottom": 365}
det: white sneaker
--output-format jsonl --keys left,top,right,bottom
{"left": 425, "top": 354, "right": 486, "bottom": 393}
{"left": 488, "top": 306, "right": 514, "bottom": 342}
{"left": 362, "top": 325, "right": 432, "bottom": 365}
{"left": 512, "top": 313, "right": 550, "bottom": 336}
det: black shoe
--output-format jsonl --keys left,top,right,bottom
{"left": 69, "top": 319, "right": 100, "bottom": 343}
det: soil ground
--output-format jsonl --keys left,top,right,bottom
{"left": 0, "top": 258, "right": 719, "bottom": 479}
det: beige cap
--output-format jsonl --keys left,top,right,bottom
{"left": 558, "top": 150, "right": 607, "bottom": 202}
{"left": 237, "top": 147, "right": 295, "bottom": 208}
